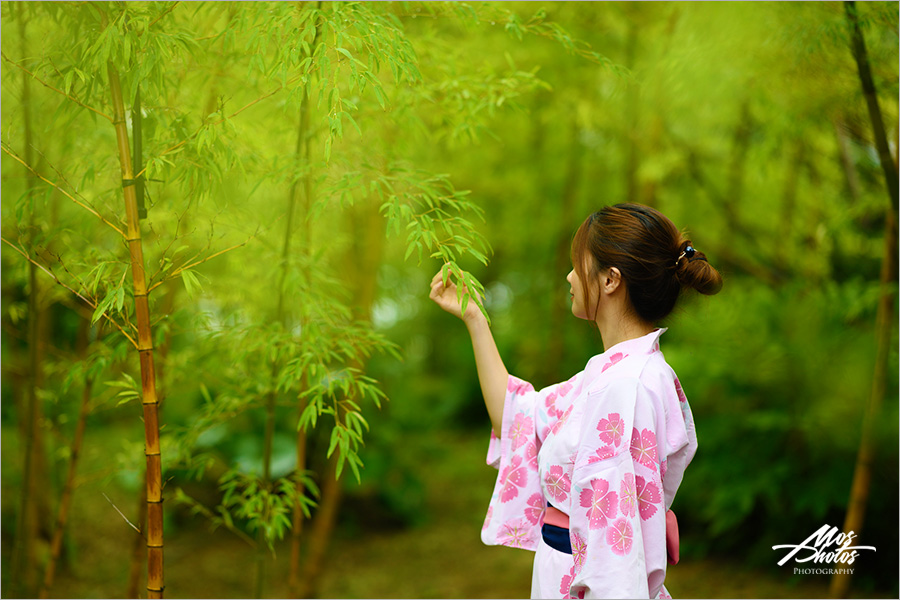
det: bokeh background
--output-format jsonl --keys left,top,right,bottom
{"left": 1, "top": 2, "right": 897, "bottom": 598}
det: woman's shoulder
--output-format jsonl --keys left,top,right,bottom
{"left": 582, "top": 353, "right": 666, "bottom": 395}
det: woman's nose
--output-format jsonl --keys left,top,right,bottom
{"left": 566, "top": 270, "right": 574, "bottom": 283}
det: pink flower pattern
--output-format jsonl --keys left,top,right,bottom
{"left": 482, "top": 330, "right": 697, "bottom": 596}
{"left": 551, "top": 405, "right": 574, "bottom": 435}
{"left": 525, "top": 441, "right": 539, "bottom": 470}
{"left": 587, "top": 444, "right": 617, "bottom": 464}
{"left": 601, "top": 352, "right": 627, "bottom": 373}
{"left": 560, "top": 565, "right": 581, "bottom": 598}
{"left": 630, "top": 427, "right": 658, "bottom": 469}
{"left": 509, "top": 412, "right": 534, "bottom": 450}
{"left": 619, "top": 473, "right": 637, "bottom": 518}
{"left": 525, "top": 493, "right": 543, "bottom": 525}
{"left": 507, "top": 378, "right": 534, "bottom": 394}
{"left": 606, "top": 517, "right": 634, "bottom": 556}
{"left": 499, "top": 455, "right": 527, "bottom": 503}
{"left": 596, "top": 412, "right": 625, "bottom": 447}
{"left": 499, "top": 518, "right": 533, "bottom": 548}
{"left": 544, "top": 391, "right": 560, "bottom": 418}
{"left": 545, "top": 465, "right": 571, "bottom": 503}
{"left": 636, "top": 475, "right": 662, "bottom": 520}
{"left": 579, "top": 478, "right": 618, "bottom": 530}
{"left": 674, "top": 377, "right": 687, "bottom": 403}
{"left": 483, "top": 506, "right": 492, "bottom": 531}
{"left": 571, "top": 532, "right": 587, "bottom": 570}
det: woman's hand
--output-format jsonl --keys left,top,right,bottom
{"left": 429, "top": 268, "right": 487, "bottom": 324}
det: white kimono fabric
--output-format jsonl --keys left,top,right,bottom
{"left": 482, "top": 329, "right": 698, "bottom": 599}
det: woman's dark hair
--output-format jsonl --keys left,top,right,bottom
{"left": 571, "top": 203, "right": 722, "bottom": 323}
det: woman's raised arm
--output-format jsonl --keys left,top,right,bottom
{"left": 429, "top": 269, "right": 508, "bottom": 436}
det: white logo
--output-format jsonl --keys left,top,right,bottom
{"left": 773, "top": 524, "right": 876, "bottom": 568}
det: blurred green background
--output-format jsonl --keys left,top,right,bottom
{"left": 1, "top": 2, "right": 897, "bottom": 598}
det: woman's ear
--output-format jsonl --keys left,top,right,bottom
{"left": 602, "top": 267, "right": 623, "bottom": 295}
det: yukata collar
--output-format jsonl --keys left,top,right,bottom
{"left": 584, "top": 327, "right": 667, "bottom": 380}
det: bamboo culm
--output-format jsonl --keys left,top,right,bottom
{"left": 107, "top": 62, "right": 165, "bottom": 599}
{"left": 830, "top": 3, "right": 899, "bottom": 598}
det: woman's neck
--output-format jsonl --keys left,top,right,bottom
{"left": 596, "top": 311, "right": 655, "bottom": 353}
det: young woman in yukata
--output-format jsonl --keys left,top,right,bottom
{"left": 429, "top": 203, "right": 722, "bottom": 599}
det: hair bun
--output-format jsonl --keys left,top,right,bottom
{"left": 675, "top": 240, "right": 723, "bottom": 296}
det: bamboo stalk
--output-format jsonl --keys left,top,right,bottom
{"left": 288, "top": 7, "right": 322, "bottom": 595}
{"left": 298, "top": 162, "right": 383, "bottom": 599}
{"left": 842, "top": 2, "right": 899, "bottom": 211}
{"left": 107, "top": 61, "right": 165, "bottom": 599}
{"left": 288, "top": 397, "right": 308, "bottom": 598}
{"left": 830, "top": 3, "right": 899, "bottom": 598}
{"left": 12, "top": 5, "right": 47, "bottom": 595}
{"left": 255, "top": 25, "right": 317, "bottom": 593}
{"left": 39, "top": 318, "right": 96, "bottom": 598}
{"left": 297, "top": 454, "right": 343, "bottom": 599}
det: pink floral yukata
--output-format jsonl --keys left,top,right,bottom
{"left": 481, "top": 328, "right": 697, "bottom": 599}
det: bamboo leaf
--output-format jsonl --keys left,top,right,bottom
{"left": 181, "top": 269, "right": 201, "bottom": 298}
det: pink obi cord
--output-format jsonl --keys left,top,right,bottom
{"left": 544, "top": 506, "right": 680, "bottom": 565}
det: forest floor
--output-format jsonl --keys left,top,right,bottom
{"left": 2, "top": 424, "right": 894, "bottom": 599}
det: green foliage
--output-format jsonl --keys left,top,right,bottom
{"left": 1, "top": 1, "right": 897, "bottom": 597}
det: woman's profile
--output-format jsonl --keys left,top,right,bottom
{"left": 429, "top": 203, "right": 723, "bottom": 599}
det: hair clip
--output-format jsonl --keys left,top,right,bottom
{"left": 675, "top": 246, "right": 696, "bottom": 266}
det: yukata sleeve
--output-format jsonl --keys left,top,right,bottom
{"left": 481, "top": 375, "right": 548, "bottom": 551}
{"left": 567, "top": 378, "right": 669, "bottom": 599}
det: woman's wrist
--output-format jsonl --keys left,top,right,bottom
{"left": 463, "top": 307, "right": 489, "bottom": 330}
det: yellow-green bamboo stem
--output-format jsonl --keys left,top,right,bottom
{"left": 831, "top": 3, "right": 899, "bottom": 597}
{"left": 107, "top": 61, "right": 165, "bottom": 599}
{"left": 288, "top": 396, "right": 308, "bottom": 598}
{"left": 288, "top": 6, "right": 322, "bottom": 596}
{"left": 12, "top": 5, "right": 47, "bottom": 595}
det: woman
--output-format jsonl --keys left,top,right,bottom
{"left": 429, "top": 203, "right": 722, "bottom": 599}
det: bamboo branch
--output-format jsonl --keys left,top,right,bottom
{"left": 146, "top": 2, "right": 179, "bottom": 31}
{"left": 146, "top": 239, "right": 251, "bottom": 294}
{"left": 1, "top": 237, "right": 139, "bottom": 348}
{"left": 134, "top": 76, "right": 305, "bottom": 180}
{"left": 102, "top": 493, "right": 145, "bottom": 537}
{"left": 0, "top": 51, "right": 113, "bottom": 122}
{"left": 1, "top": 144, "right": 126, "bottom": 238}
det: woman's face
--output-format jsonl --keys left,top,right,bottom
{"left": 567, "top": 262, "right": 596, "bottom": 321}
